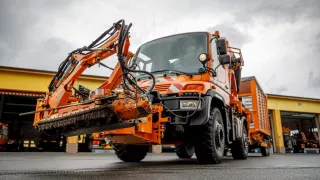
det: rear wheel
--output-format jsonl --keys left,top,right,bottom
{"left": 193, "top": 107, "right": 225, "bottom": 164}
{"left": 223, "top": 149, "right": 229, "bottom": 156}
{"left": 260, "top": 146, "right": 270, "bottom": 156}
{"left": 86, "top": 138, "right": 93, "bottom": 152}
{"left": 175, "top": 145, "right": 194, "bottom": 159}
{"left": 231, "top": 124, "right": 249, "bottom": 159}
{"left": 113, "top": 144, "right": 149, "bottom": 162}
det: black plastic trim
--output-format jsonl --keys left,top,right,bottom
{"left": 189, "top": 96, "right": 212, "bottom": 126}
{"left": 188, "top": 89, "right": 226, "bottom": 126}
{"left": 205, "top": 89, "right": 226, "bottom": 105}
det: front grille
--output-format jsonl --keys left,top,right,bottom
{"left": 141, "top": 84, "right": 170, "bottom": 92}
{"left": 154, "top": 84, "right": 170, "bottom": 92}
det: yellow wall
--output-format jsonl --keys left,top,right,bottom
{"left": 0, "top": 67, "right": 107, "bottom": 93}
{"left": 268, "top": 95, "right": 320, "bottom": 114}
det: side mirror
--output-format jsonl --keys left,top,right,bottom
{"left": 219, "top": 54, "right": 231, "bottom": 65}
{"left": 217, "top": 38, "right": 227, "bottom": 55}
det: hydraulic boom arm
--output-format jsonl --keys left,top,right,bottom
{"left": 21, "top": 20, "right": 157, "bottom": 136}
{"left": 47, "top": 20, "right": 131, "bottom": 108}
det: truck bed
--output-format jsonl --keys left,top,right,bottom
{"left": 239, "top": 76, "right": 271, "bottom": 136}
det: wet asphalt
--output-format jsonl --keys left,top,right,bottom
{"left": 0, "top": 151, "right": 319, "bottom": 180}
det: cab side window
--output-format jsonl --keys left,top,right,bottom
{"left": 211, "top": 39, "right": 219, "bottom": 69}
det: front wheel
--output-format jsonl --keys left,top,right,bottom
{"left": 193, "top": 107, "right": 225, "bottom": 164}
{"left": 175, "top": 145, "right": 194, "bottom": 159}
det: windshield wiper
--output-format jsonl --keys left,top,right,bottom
{"left": 151, "top": 69, "right": 191, "bottom": 76}
{"left": 136, "top": 69, "right": 191, "bottom": 81}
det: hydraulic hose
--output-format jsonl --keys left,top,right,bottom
{"left": 48, "top": 19, "right": 156, "bottom": 97}
{"left": 88, "top": 19, "right": 123, "bottom": 49}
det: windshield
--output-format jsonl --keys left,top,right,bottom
{"left": 132, "top": 32, "right": 208, "bottom": 78}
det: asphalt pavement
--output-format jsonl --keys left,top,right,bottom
{"left": 0, "top": 151, "right": 319, "bottom": 180}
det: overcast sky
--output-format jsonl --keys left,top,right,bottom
{"left": 1, "top": 0, "right": 320, "bottom": 98}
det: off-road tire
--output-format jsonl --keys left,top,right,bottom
{"left": 175, "top": 145, "right": 194, "bottom": 159}
{"left": 193, "top": 107, "right": 225, "bottom": 164}
{"left": 87, "top": 139, "right": 93, "bottom": 152}
{"left": 231, "top": 124, "right": 249, "bottom": 159}
{"left": 113, "top": 144, "right": 148, "bottom": 162}
{"left": 261, "top": 146, "right": 270, "bottom": 156}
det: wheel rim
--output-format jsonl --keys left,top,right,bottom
{"left": 215, "top": 121, "right": 224, "bottom": 150}
{"left": 243, "top": 130, "right": 248, "bottom": 153}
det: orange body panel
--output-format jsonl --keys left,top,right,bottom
{"left": 105, "top": 105, "right": 168, "bottom": 144}
{"left": 239, "top": 77, "right": 271, "bottom": 145}
{"left": 282, "top": 127, "right": 291, "bottom": 134}
{"left": 137, "top": 74, "right": 211, "bottom": 95}
{"left": 103, "top": 73, "right": 222, "bottom": 144}
{"left": 112, "top": 95, "right": 152, "bottom": 120}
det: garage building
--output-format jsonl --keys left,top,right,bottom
{"left": 268, "top": 94, "right": 320, "bottom": 153}
{"left": 0, "top": 66, "right": 107, "bottom": 152}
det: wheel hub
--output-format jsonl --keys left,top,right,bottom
{"left": 215, "top": 123, "right": 224, "bottom": 149}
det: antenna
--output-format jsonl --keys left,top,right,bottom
{"left": 174, "top": 27, "right": 178, "bottom": 34}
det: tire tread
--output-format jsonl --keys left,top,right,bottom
{"left": 231, "top": 124, "right": 248, "bottom": 160}
{"left": 114, "top": 144, "right": 148, "bottom": 162}
{"left": 193, "top": 108, "right": 224, "bottom": 164}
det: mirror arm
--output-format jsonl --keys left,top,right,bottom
{"left": 203, "top": 63, "right": 217, "bottom": 77}
{"left": 214, "top": 64, "right": 221, "bottom": 73}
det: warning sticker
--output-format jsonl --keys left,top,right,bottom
{"left": 250, "top": 120, "right": 254, "bottom": 128}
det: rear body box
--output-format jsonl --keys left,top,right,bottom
{"left": 239, "top": 76, "right": 271, "bottom": 137}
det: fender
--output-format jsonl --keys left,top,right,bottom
{"left": 189, "top": 90, "right": 226, "bottom": 126}
{"left": 206, "top": 90, "right": 226, "bottom": 105}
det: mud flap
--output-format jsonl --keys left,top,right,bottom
{"left": 189, "top": 96, "right": 212, "bottom": 126}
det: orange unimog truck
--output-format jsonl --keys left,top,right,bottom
{"left": 25, "top": 19, "right": 270, "bottom": 164}
{"left": 238, "top": 76, "right": 272, "bottom": 156}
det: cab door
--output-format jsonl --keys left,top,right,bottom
{"left": 210, "top": 39, "right": 230, "bottom": 95}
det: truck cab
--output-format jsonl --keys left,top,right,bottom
{"left": 105, "top": 31, "right": 249, "bottom": 164}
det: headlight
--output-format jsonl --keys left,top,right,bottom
{"left": 180, "top": 100, "right": 201, "bottom": 110}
